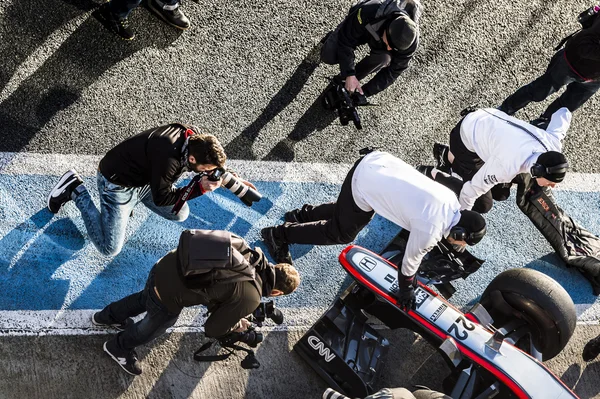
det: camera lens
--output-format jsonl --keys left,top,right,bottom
{"left": 221, "top": 172, "right": 262, "bottom": 206}
{"left": 239, "top": 330, "right": 263, "bottom": 347}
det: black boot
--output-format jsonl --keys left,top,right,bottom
{"left": 92, "top": 3, "right": 135, "bottom": 40}
{"left": 261, "top": 226, "right": 292, "bottom": 264}
{"left": 147, "top": 0, "right": 190, "bottom": 30}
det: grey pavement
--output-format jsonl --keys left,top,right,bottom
{"left": 2, "top": 0, "right": 600, "bottom": 398}
{"left": 0, "top": 326, "right": 599, "bottom": 398}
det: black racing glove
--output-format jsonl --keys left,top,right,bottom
{"left": 396, "top": 273, "right": 417, "bottom": 311}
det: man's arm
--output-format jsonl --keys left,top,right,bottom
{"left": 336, "top": 8, "right": 367, "bottom": 78}
{"left": 545, "top": 107, "right": 572, "bottom": 143}
{"left": 400, "top": 228, "right": 438, "bottom": 277}
{"left": 362, "top": 39, "right": 418, "bottom": 97}
{"left": 149, "top": 154, "right": 184, "bottom": 207}
{"left": 204, "top": 282, "right": 260, "bottom": 338}
{"left": 459, "top": 161, "right": 509, "bottom": 211}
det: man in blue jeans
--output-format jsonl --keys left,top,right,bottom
{"left": 93, "top": 229, "right": 300, "bottom": 375}
{"left": 92, "top": 0, "right": 190, "bottom": 40}
{"left": 47, "top": 124, "right": 251, "bottom": 257}
{"left": 499, "top": 5, "right": 600, "bottom": 129}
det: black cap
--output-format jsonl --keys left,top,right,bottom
{"left": 536, "top": 151, "right": 569, "bottom": 183}
{"left": 456, "top": 210, "right": 487, "bottom": 245}
{"left": 386, "top": 15, "right": 418, "bottom": 52}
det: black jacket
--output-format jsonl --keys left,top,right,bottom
{"left": 565, "top": 14, "right": 600, "bottom": 80}
{"left": 154, "top": 232, "right": 273, "bottom": 337}
{"left": 336, "top": 0, "right": 421, "bottom": 96}
{"left": 99, "top": 124, "right": 191, "bottom": 207}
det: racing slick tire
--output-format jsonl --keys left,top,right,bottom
{"left": 480, "top": 268, "right": 576, "bottom": 361}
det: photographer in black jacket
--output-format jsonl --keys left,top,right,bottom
{"left": 321, "top": 0, "right": 421, "bottom": 97}
{"left": 93, "top": 229, "right": 300, "bottom": 375}
{"left": 47, "top": 124, "right": 254, "bottom": 256}
{"left": 499, "top": 4, "right": 600, "bottom": 128}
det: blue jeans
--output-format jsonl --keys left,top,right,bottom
{"left": 500, "top": 49, "right": 600, "bottom": 118}
{"left": 98, "top": 268, "right": 180, "bottom": 354}
{"left": 72, "top": 172, "right": 189, "bottom": 256}
{"left": 108, "top": 0, "right": 179, "bottom": 19}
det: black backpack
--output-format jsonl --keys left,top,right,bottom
{"left": 177, "top": 229, "right": 261, "bottom": 290}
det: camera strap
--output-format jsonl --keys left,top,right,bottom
{"left": 193, "top": 341, "right": 234, "bottom": 362}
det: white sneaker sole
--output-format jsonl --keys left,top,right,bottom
{"left": 47, "top": 169, "right": 78, "bottom": 211}
{"left": 103, "top": 341, "right": 139, "bottom": 376}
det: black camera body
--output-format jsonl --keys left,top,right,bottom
{"left": 579, "top": 5, "right": 600, "bottom": 29}
{"left": 251, "top": 300, "right": 284, "bottom": 326}
{"left": 322, "top": 78, "right": 369, "bottom": 130}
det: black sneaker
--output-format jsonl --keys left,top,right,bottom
{"left": 416, "top": 165, "right": 435, "bottom": 180}
{"left": 103, "top": 340, "right": 142, "bottom": 375}
{"left": 433, "top": 143, "right": 451, "bottom": 173}
{"left": 92, "top": 312, "right": 134, "bottom": 331}
{"left": 583, "top": 335, "right": 600, "bottom": 362}
{"left": 284, "top": 209, "right": 302, "bottom": 223}
{"left": 47, "top": 170, "right": 83, "bottom": 214}
{"left": 261, "top": 227, "right": 292, "bottom": 264}
{"left": 92, "top": 3, "right": 135, "bottom": 40}
{"left": 147, "top": 0, "right": 190, "bottom": 30}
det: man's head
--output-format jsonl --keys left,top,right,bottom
{"left": 268, "top": 263, "right": 301, "bottom": 297}
{"left": 447, "top": 210, "right": 487, "bottom": 248}
{"left": 383, "top": 15, "right": 418, "bottom": 52}
{"left": 187, "top": 133, "right": 227, "bottom": 174}
{"left": 531, "top": 151, "right": 569, "bottom": 188}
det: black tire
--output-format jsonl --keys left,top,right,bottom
{"left": 480, "top": 268, "right": 576, "bottom": 361}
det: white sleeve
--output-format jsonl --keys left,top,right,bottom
{"left": 545, "top": 107, "right": 572, "bottom": 143}
{"left": 459, "top": 161, "right": 511, "bottom": 210}
{"left": 400, "top": 229, "right": 439, "bottom": 277}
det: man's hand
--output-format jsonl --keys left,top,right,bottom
{"left": 199, "top": 175, "right": 222, "bottom": 193}
{"left": 396, "top": 273, "right": 417, "bottom": 311}
{"left": 233, "top": 318, "right": 252, "bottom": 332}
{"left": 344, "top": 75, "right": 363, "bottom": 94}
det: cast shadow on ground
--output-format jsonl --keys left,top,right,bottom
{"left": 0, "top": 210, "right": 84, "bottom": 310}
{"left": 0, "top": 0, "right": 181, "bottom": 153}
{"left": 561, "top": 362, "right": 600, "bottom": 399}
{"left": 224, "top": 43, "right": 325, "bottom": 160}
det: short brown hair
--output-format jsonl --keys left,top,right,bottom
{"left": 188, "top": 133, "right": 227, "bottom": 168}
{"left": 273, "top": 263, "right": 300, "bottom": 295}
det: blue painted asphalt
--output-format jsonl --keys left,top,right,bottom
{"left": 0, "top": 174, "right": 599, "bottom": 321}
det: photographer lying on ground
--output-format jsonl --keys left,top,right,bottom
{"left": 48, "top": 124, "right": 254, "bottom": 257}
{"left": 499, "top": 4, "right": 600, "bottom": 129}
{"left": 424, "top": 107, "right": 571, "bottom": 214}
{"left": 321, "top": 0, "right": 421, "bottom": 98}
{"left": 93, "top": 229, "right": 300, "bottom": 375}
{"left": 261, "top": 150, "right": 486, "bottom": 310}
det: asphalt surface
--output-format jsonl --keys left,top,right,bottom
{"left": 1, "top": 0, "right": 600, "bottom": 398}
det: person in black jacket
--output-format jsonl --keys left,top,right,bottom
{"left": 93, "top": 229, "right": 300, "bottom": 375}
{"left": 321, "top": 0, "right": 421, "bottom": 97}
{"left": 499, "top": 5, "right": 600, "bottom": 128}
{"left": 47, "top": 124, "right": 253, "bottom": 256}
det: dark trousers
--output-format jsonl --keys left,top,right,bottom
{"left": 500, "top": 49, "right": 600, "bottom": 119}
{"left": 97, "top": 268, "right": 180, "bottom": 354}
{"left": 280, "top": 160, "right": 375, "bottom": 245}
{"left": 109, "top": 0, "right": 178, "bottom": 18}
{"left": 442, "top": 120, "right": 507, "bottom": 214}
{"left": 321, "top": 28, "right": 392, "bottom": 82}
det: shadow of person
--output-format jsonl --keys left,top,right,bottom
{"left": 224, "top": 43, "right": 323, "bottom": 160}
{"left": 0, "top": 0, "right": 181, "bottom": 153}
{"left": 262, "top": 95, "right": 337, "bottom": 162}
{"left": 568, "top": 361, "right": 600, "bottom": 399}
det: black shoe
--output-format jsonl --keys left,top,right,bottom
{"left": 284, "top": 209, "right": 302, "bottom": 223}
{"left": 530, "top": 117, "right": 550, "bottom": 130}
{"left": 583, "top": 335, "right": 600, "bottom": 362}
{"left": 433, "top": 143, "right": 451, "bottom": 173}
{"left": 92, "top": 3, "right": 135, "bottom": 40}
{"left": 147, "top": 0, "right": 190, "bottom": 30}
{"left": 416, "top": 165, "right": 435, "bottom": 180}
{"left": 261, "top": 227, "right": 292, "bottom": 264}
{"left": 92, "top": 313, "right": 133, "bottom": 331}
{"left": 103, "top": 340, "right": 142, "bottom": 375}
{"left": 47, "top": 170, "right": 83, "bottom": 214}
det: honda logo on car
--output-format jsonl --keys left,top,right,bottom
{"left": 307, "top": 336, "right": 336, "bottom": 362}
{"left": 359, "top": 256, "right": 377, "bottom": 272}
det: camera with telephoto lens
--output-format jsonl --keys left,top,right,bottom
{"left": 220, "top": 171, "right": 262, "bottom": 206}
{"left": 250, "top": 300, "right": 284, "bottom": 327}
{"left": 322, "top": 78, "right": 369, "bottom": 130}
{"left": 579, "top": 5, "right": 600, "bottom": 28}
{"left": 236, "top": 327, "right": 264, "bottom": 348}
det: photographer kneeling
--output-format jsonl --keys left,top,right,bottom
{"left": 93, "top": 229, "right": 300, "bottom": 375}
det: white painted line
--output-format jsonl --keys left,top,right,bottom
{"left": 0, "top": 151, "right": 599, "bottom": 190}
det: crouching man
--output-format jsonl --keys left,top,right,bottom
{"left": 93, "top": 229, "right": 300, "bottom": 375}
{"left": 261, "top": 150, "right": 486, "bottom": 310}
